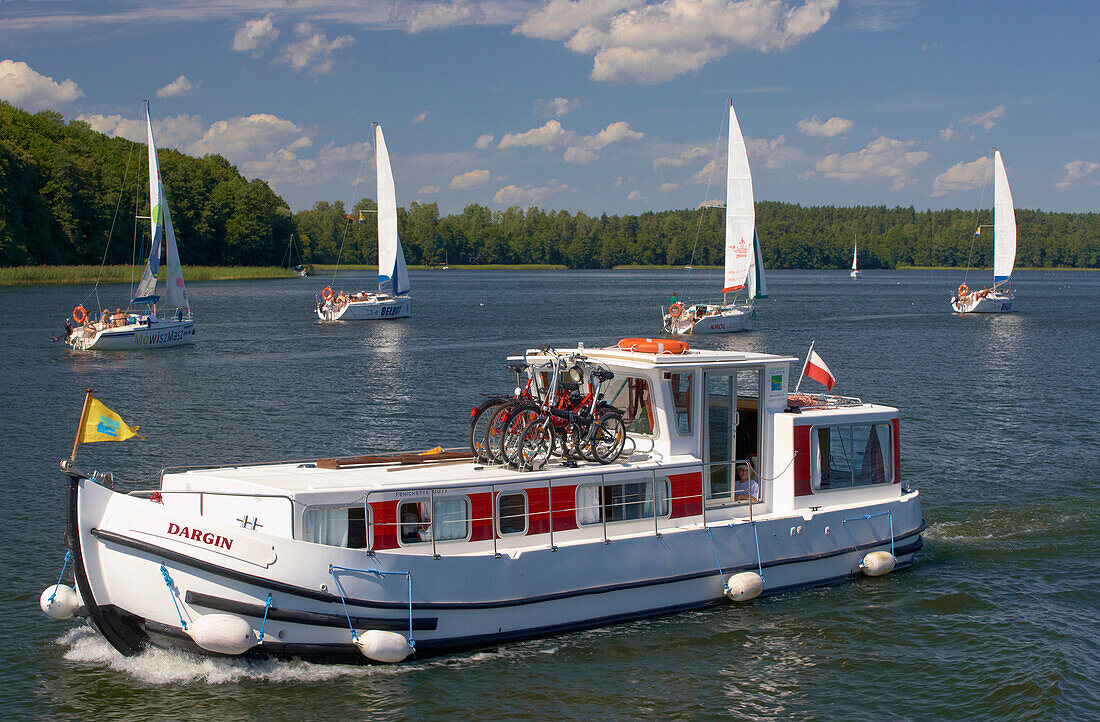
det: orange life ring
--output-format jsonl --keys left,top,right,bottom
{"left": 669, "top": 302, "right": 684, "bottom": 318}
{"left": 73, "top": 305, "right": 88, "bottom": 324}
{"left": 957, "top": 283, "right": 969, "bottom": 297}
{"left": 322, "top": 287, "right": 334, "bottom": 301}
{"left": 618, "top": 337, "right": 691, "bottom": 355}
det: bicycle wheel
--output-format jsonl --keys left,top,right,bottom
{"left": 469, "top": 398, "right": 506, "bottom": 462}
{"left": 591, "top": 412, "right": 626, "bottom": 464}
{"left": 516, "top": 416, "right": 556, "bottom": 471}
{"left": 484, "top": 401, "right": 520, "bottom": 463}
{"left": 571, "top": 421, "right": 598, "bottom": 462}
{"left": 502, "top": 405, "right": 541, "bottom": 467}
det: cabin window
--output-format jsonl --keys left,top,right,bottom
{"left": 668, "top": 372, "right": 693, "bottom": 435}
{"left": 398, "top": 498, "right": 470, "bottom": 545}
{"left": 497, "top": 492, "right": 528, "bottom": 535}
{"left": 302, "top": 505, "right": 368, "bottom": 548}
{"left": 813, "top": 423, "right": 894, "bottom": 490}
{"left": 605, "top": 376, "right": 657, "bottom": 436}
{"left": 576, "top": 479, "right": 670, "bottom": 525}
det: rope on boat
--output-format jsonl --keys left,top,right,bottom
{"left": 48, "top": 550, "right": 72, "bottom": 602}
{"left": 704, "top": 527, "right": 728, "bottom": 593}
{"left": 329, "top": 565, "right": 416, "bottom": 650}
{"left": 842, "top": 511, "right": 895, "bottom": 557}
{"left": 159, "top": 564, "right": 188, "bottom": 631}
{"left": 257, "top": 593, "right": 274, "bottom": 642}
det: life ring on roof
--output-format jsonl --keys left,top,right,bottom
{"left": 72, "top": 305, "right": 88, "bottom": 324}
{"left": 669, "top": 302, "right": 684, "bottom": 318}
{"left": 322, "top": 287, "right": 334, "bottom": 301}
{"left": 618, "top": 337, "right": 690, "bottom": 355}
{"left": 957, "top": 283, "right": 969, "bottom": 297}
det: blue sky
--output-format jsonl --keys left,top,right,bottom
{"left": 1, "top": 1, "right": 1097, "bottom": 215}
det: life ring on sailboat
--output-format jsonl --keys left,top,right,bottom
{"left": 669, "top": 302, "right": 684, "bottom": 318}
{"left": 957, "top": 283, "right": 969, "bottom": 297}
{"left": 618, "top": 338, "right": 690, "bottom": 355}
{"left": 72, "top": 306, "right": 88, "bottom": 324}
{"left": 322, "top": 287, "right": 334, "bottom": 301}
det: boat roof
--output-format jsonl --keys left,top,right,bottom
{"left": 512, "top": 344, "right": 797, "bottom": 369}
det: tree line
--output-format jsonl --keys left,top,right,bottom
{"left": 2, "top": 101, "right": 1097, "bottom": 271}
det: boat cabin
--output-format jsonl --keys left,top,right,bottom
{"left": 152, "top": 345, "right": 903, "bottom": 557}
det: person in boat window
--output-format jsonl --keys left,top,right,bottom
{"left": 400, "top": 506, "right": 432, "bottom": 544}
{"left": 734, "top": 463, "right": 760, "bottom": 502}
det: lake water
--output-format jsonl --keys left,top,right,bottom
{"left": 2, "top": 269, "right": 1098, "bottom": 719}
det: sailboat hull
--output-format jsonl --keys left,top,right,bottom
{"left": 850, "top": 270, "right": 862, "bottom": 279}
{"left": 70, "top": 319, "right": 195, "bottom": 350}
{"left": 950, "top": 290, "right": 1013, "bottom": 314}
{"left": 318, "top": 296, "right": 411, "bottom": 321}
{"left": 664, "top": 306, "right": 751, "bottom": 334}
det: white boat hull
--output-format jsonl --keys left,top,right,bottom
{"left": 951, "top": 290, "right": 1013, "bottom": 314}
{"left": 318, "top": 296, "right": 410, "bottom": 321}
{"left": 850, "top": 270, "right": 862, "bottom": 278}
{"left": 665, "top": 306, "right": 750, "bottom": 335}
{"left": 65, "top": 473, "right": 923, "bottom": 661}
{"left": 69, "top": 319, "right": 194, "bottom": 350}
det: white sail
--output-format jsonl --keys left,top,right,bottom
{"left": 747, "top": 230, "right": 767, "bottom": 300}
{"left": 722, "top": 100, "right": 754, "bottom": 295}
{"left": 992, "top": 150, "right": 1016, "bottom": 284}
{"left": 134, "top": 108, "right": 161, "bottom": 301}
{"left": 852, "top": 240, "right": 859, "bottom": 271}
{"left": 375, "top": 124, "right": 409, "bottom": 296}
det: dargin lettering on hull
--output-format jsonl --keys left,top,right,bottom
{"left": 166, "top": 522, "right": 233, "bottom": 550}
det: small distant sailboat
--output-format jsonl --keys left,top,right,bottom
{"left": 317, "top": 123, "right": 411, "bottom": 321}
{"left": 951, "top": 149, "right": 1016, "bottom": 314}
{"left": 850, "top": 237, "right": 862, "bottom": 278}
{"left": 663, "top": 100, "right": 766, "bottom": 334}
{"left": 67, "top": 102, "right": 194, "bottom": 351}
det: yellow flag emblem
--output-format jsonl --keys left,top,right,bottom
{"left": 74, "top": 392, "right": 143, "bottom": 449}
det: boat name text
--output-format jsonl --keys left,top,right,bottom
{"left": 166, "top": 522, "right": 233, "bottom": 550}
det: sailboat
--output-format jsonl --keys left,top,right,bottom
{"left": 317, "top": 123, "right": 411, "bottom": 321}
{"left": 951, "top": 149, "right": 1016, "bottom": 313}
{"left": 850, "top": 237, "right": 862, "bottom": 278}
{"left": 67, "top": 102, "right": 194, "bottom": 351}
{"left": 663, "top": 100, "right": 766, "bottom": 334}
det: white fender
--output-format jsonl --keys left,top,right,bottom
{"left": 40, "top": 585, "right": 79, "bottom": 619}
{"left": 860, "top": 551, "right": 896, "bottom": 577}
{"left": 355, "top": 630, "right": 412, "bottom": 663}
{"left": 189, "top": 614, "right": 255, "bottom": 655}
{"left": 725, "top": 571, "right": 764, "bottom": 602}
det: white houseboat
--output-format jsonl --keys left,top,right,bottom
{"left": 43, "top": 342, "right": 924, "bottom": 663}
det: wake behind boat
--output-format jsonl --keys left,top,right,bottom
{"left": 664, "top": 100, "right": 766, "bottom": 335}
{"left": 951, "top": 149, "right": 1016, "bottom": 314}
{"left": 68, "top": 103, "right": 194, "bottom": 351}
{"left": 317, "top": 123, "right": 410, "bottom": 321}
{"left": 42, "top": 341, "right": 923, "bottom": 664}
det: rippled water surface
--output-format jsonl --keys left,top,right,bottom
{"left": 3, "top": 269, "right": 1098, "bottom": 719}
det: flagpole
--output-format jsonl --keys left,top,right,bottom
{"left": 795, "top": 341, "right": 814, "bottom": 393}
{"left": 70, "top": 388, "right": 93, "bottom": 462}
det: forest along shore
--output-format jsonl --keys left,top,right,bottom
{"left": 0, "top": 266, "right": 299, "bottom": 286}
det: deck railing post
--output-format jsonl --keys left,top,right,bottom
{"left": 548, "top": 477, "right": 556, "bottom": 551}
{"left": 701, "top": 462, "right": 708, "bottom": 529}
{"left": 430, "top": 488, "right": 439, "bottom": 559}
{"left": 491, "top": 484, "right": 500, "bottom": 559}
{"left": 601, "top": 473, "right": 610, "bottom": 544}
{"left": 365, "top": 491, "right": 375, "bottom": 555}
{"left": 653, "top": 470, "right": 662, "bottom": 538}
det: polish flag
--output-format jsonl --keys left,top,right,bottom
{"left": 804, "top": 350, "right": 836, "bottom": 391}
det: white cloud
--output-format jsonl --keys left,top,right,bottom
{"left": 516, "top": 0, "right": 840, "bottom": 85}
{"left": 474, "top": 133, "right": 494, "bottom": 149}
{"left": 276, "top": 22, "right": 354, "bottom": 76}
{"left": 627, "top": 189, "right": 642, "bottom": 200}
{"left": 0, "top": 59, "right": 82, "bottom": 111}
{"left": 535, "top": 96, "right": 581, "bottom": 117}
{"left": 78, "top": 113, "right": 206, "bottom": 150}
{"left": 938, "top": 127, "right": 957, "bottom": 142}
{"left": 1055, "top": 160, "right": 1100, "bottom": 190}
{"left": 156, "top": 75, "right": 193, "bottom": 98}
{"left": 405, "top": 0, "right": 486, "bottom": 33}
{"left": 233, "top": 14, "right": 280, "bottom": 54}
{"left": 412, "top": 111, "right": 429, "bottom": 124}
{"left": 564, "top": 146, "right": 598, "bottom": 164}
{"left": 614, "top": 175, "right": 623, "bottom": 186}
{"left": 660, "top": 182, "right": 679, "bottom": 192}
{"left": 654, "top": 145, "right": 710, "bottom": 170}
{"left": 449, "top": 168, "right": 491, "bottom": 189}
{"left": 961, "top": 104, "right": 1006, "bottom": 132}
{"left": 746, "top": 134, "right": 806, "bottom": 169}
{"left": 498, "top": 120, "right": 567, "bottom": 149}
{"left": 815, "top": 135, "right": 931, "bottom": 190}
{"left": 418, "top": 185, "right": 441, "bottom": 194}
{"left": 796, "top": 115, "right": 853, "bottom": 137}
{"left": 688, "top": 157, "right": 723, "bottom": 185}
{"left": 586, "top": 120, "right": 643, "bottom": 149}
{"left": 932, "top": 156, "right": 993, "bottom": 196}
{"left": 846, "top": 0, "right": 917, "bottom": 31}
{"left": 493, "top": 181, "right": 571, "bottom": 205}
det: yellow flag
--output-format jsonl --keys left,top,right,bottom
{"left": 77, "top": 395, "right": 143, "bottom": 444}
